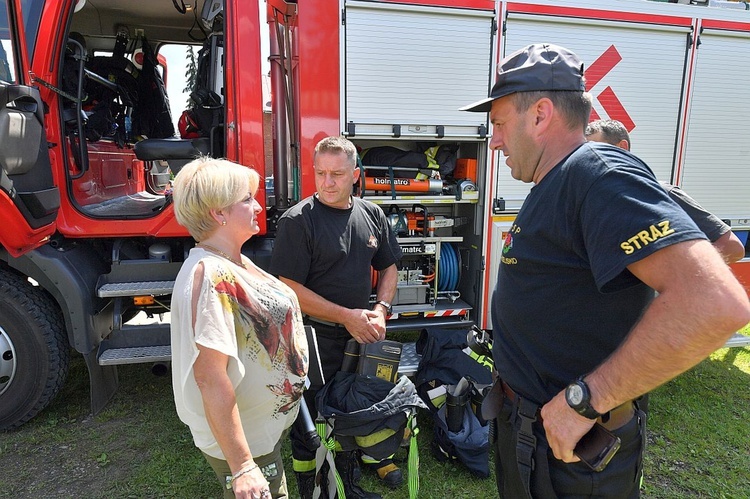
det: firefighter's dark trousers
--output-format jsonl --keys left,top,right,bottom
{"left": 494, "top": 389, "right": 646, "bottom": 498}
{"left": 291, "top": 323, "right": 350, "bottom": 468}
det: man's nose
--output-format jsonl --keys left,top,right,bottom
{"left": 489, "top": 134, "right": 502, "bottom": 151}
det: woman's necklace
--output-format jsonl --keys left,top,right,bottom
{"left": 197, "top": 243, "right": 247, "bottom": 269}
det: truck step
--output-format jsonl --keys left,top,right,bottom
{"left": 398, "top": 341, "right": 421, "bottom": 377}
{"left": 99, "top": 345, "right": 171, "bottom": 365}
{"left": 98, "top": 281, "right": 175, "bottom": 297}
{"left": 724, "top": 333, "right": 750, "bottom": 348}
{"left": 96, "top": 342, "right": 420, "bottom": 374}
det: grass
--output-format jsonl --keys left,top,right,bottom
{"left": 1, "top": 342, "right": 748, "bottom": 498}
{"left": 641, "top": 345, "right": 750, "bottom": 498}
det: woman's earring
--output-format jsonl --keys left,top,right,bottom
{"left": 221, "top": 220, "right": 227, "bottom": 226}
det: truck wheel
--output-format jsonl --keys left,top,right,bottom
{"left": 0, "top": 270, "right": 70, "bottom": 430}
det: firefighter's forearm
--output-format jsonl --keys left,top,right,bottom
{"left": 713, "top": 230, "right": 746, "bottom": 264}
{"left": 279, "top": 276, "right": 355, "bottom": 323}
{"left": 585, "top": 240, "right": 750, "bottom": 414}
{"left": 376, "top": 264, "right": 398, "bottom": 303}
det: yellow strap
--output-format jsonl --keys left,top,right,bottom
{"left": 408, "top": 414, "right": 420, "bottom": 499}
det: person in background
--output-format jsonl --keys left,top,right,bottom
{"left": 269, "top": 136, "right": 402, "bottom": 499}
{"left": 585, "top": 119, "right": 745, "bottom": 264}
{"left": 461, "top": 43, "right": 750, "bottom": 498}
{"left": 171, "top": 157, "right": 309, "bottom": 499}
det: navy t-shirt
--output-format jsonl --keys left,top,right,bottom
{"left": 269, "top": 196, "right": 401, "bottom": 311}
{"left": 491, "top": 143, "right": 706, "bottom": 405}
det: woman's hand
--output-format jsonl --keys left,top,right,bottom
{"left": 231, "top": 464, "right": 271, "bottom": 499}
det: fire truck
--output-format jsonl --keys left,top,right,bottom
{"left": 1, "top": 0, "right": 749, "bottom": 430}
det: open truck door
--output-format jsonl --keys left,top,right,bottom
{"left": 0, "top": 0, "right": 59, "bottom": 258}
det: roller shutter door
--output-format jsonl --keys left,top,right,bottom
{"left": 496, "top": 13, "right": 689, "bottom": 209}
{"left": 680, "top": 29, "right": 750, "bottom": 220}
{"left": 344, "top": 1, "right": 495, "bottom": 138}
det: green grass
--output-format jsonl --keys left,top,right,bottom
{"left": 641, "top": 346, "right": 750, "bottom": 498}
{"left": 1, "top": 343, "right": 748, "bottom": 498}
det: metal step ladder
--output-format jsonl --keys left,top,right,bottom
{"left": 95, "top": 257, "right": 178, "bottom": 366}
{"left": 97, "top": 318, "right": 172, "bottom": 366}
{"left": 98, "top": 281, "right": 175, "bottom": 298}
{"left": 398, "top": 342, "right": 421, "bottom": 377}
{"left": 99, "top": 344, "right": 171, "bottom": 365}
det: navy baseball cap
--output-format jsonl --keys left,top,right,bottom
{"left": 460, "top": 43, "right": 586, "bottom": 113}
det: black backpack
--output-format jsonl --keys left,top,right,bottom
{"left": 414, "top": 326, "right": 493, "bottom": 477}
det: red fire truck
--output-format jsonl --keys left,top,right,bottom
{"left": 1, "top": 0, "right": 748, "bottom": 430}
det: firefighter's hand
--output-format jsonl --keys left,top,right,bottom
{"left": 540, "top": 391, "right": 594, "bottom": 463}
{"left": 367, "top": 308, "right": 387, "bottom": 336}
{"left": 344, "top": 308, "right": 384, "bottom": 344}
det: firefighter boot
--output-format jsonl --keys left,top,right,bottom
{"left": 295, "top": 470, "right": 316, "bottom": 499}
{"left": 295, "top": 468, "right": 333, "bottom": 499}
{"left": 361, "top": 454, "right": 403, "bottom": 489}
{"left": 334, "top": 451, "right": 381, "bottom": 499}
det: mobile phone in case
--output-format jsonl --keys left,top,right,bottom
{"left": 574, "top": 423, "right": 622, "bottom": 472}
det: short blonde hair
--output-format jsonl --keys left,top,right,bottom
{"left": 172, "top": 156, "right": 261, "bottom": 241}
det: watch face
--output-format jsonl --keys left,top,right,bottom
{"left": 567, "top": 384, "right": 584, "bottom": 406}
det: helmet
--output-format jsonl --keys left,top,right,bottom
{"left": 178, "top": 110, "right": 201, "bottom": 139}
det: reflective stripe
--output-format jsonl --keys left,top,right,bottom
{"left": 292, "top": 458, "right": 316, "bottom": 473}
{"left": 467, "top": 350, "right": 494, "bottom": 370}
{"left": 354, "top": 427, "right": 398, "bottom": 448}
{"left": 360, "top": 452, "right": 395, "bottom": 465}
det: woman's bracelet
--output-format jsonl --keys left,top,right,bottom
{"left": 225, "top": 462, "right": 258, "bottom": 489}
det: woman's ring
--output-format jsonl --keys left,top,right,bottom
{"left": 260, "top": 490, "right": 271, "bottom": 498}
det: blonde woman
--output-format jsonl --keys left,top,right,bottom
{"left": 171, "top": 157, "right": 308, "bottom": 499}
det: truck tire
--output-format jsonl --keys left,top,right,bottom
{"left": 0, "top": 269, "right": 70, "bottom": 430}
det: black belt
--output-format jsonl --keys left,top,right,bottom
{"left": 491, "top": 379, "right": 635, "bottom": 498}
{"left": 501, "top": 380, "right": 634, "bottom": 431}
{"left": 306, "top": 317, "right": 344, "bottom": 328}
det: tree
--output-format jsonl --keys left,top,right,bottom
{"left": 183, "top": 45, "right": 197, "bottom": 107}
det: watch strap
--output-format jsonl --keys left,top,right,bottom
{"left": 374, "top": 300, "right": 392, "bottom": 314}
{"left": 569, "top": 377, "right": 601, "bottom": 420}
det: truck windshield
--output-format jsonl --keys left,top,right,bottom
{"left": 0, "top": 0, "right": 16, "bottom": 83}
{"left": 20, "top": 0, "right": 42, "bottom": 57}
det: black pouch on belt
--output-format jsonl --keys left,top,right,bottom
{"left": 480, "top": 379, "right": 506, "bottom": 422}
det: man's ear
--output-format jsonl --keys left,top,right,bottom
{"left": 533, "top": 98, "right": 554, "bottom": 131}
{"left": 617, "top": 139, "right": 630, "bottom": 151}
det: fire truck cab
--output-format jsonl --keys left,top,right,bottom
{"left": 0, "top": 0, "right": 499, "bottom": 429}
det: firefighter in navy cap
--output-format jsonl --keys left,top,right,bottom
{"left": 463, "top": 43, "right": 750, "bottom": 498}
